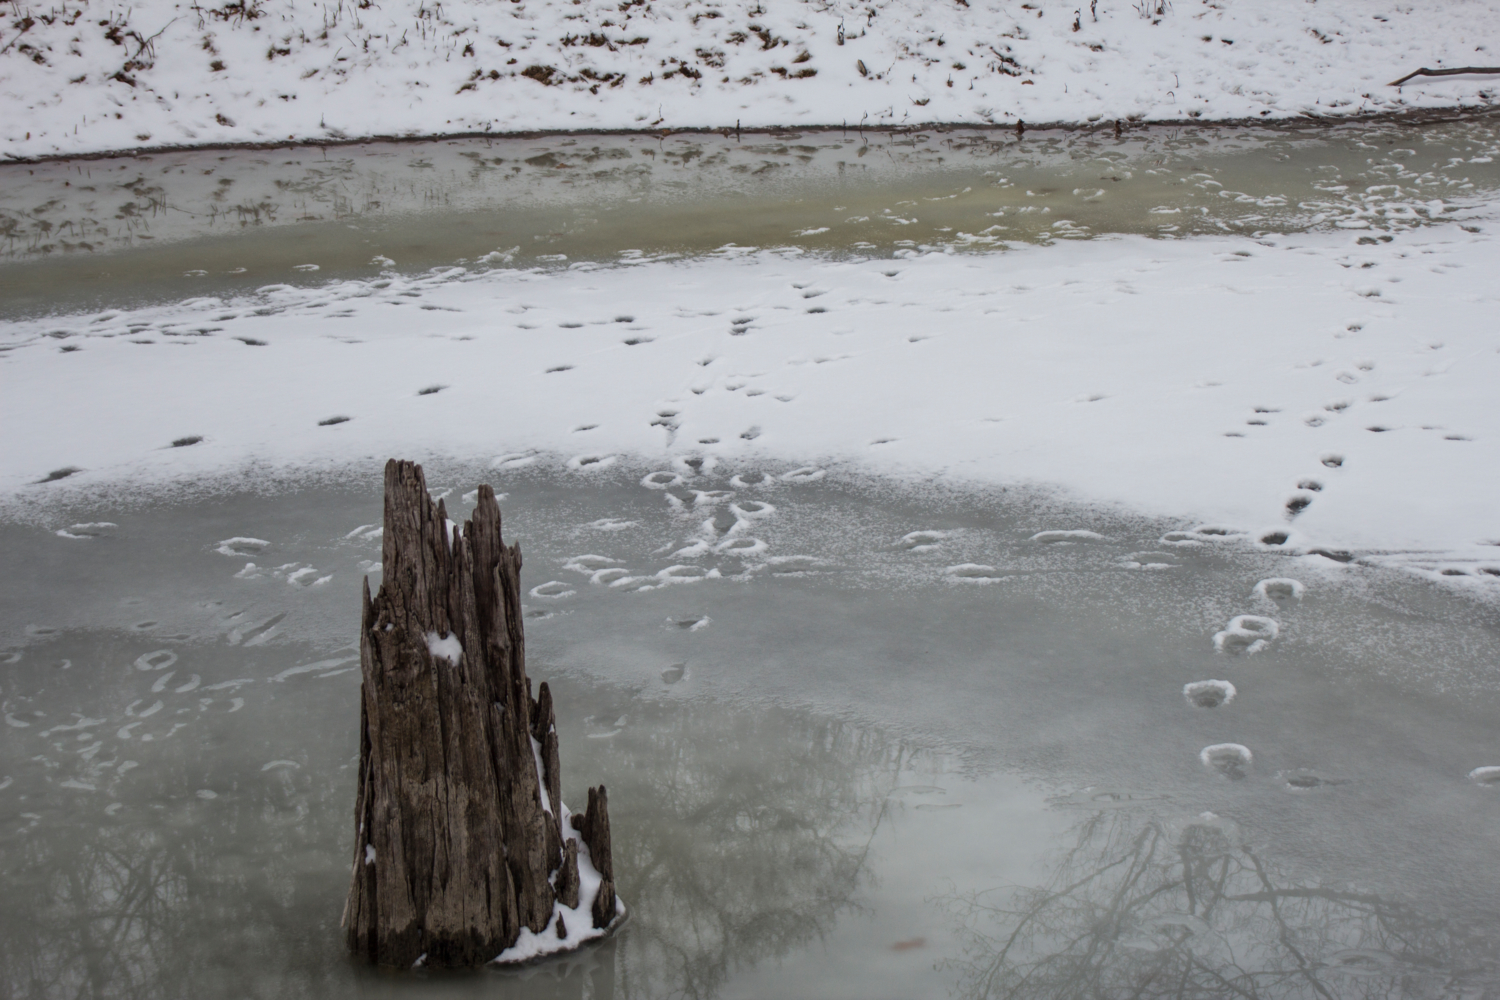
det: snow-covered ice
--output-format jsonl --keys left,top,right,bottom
{"left": 6, "top": 218, "right": 1500, "bottom": 579}
{"left": 4, "top": 0, "right": 1500, "bottom": 160}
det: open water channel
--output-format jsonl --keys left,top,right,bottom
{"left": 4, "top": 115, "right": 1499, "bottom": 312}
{"left": 4, "top": 119, "right": 1500, "bottom": 999}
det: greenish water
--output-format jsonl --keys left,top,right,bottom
{"left": 3, "top": 116, "right": 1498, "bottom": 314}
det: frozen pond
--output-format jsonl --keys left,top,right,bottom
{"left": 4, "top": 116, "right": 1500, "bottom": 998}
{"left": 3, "top": 115, "right": 1500, "bottom": 313}
{"left": 4, "top": 462, "right": 1500, "bottom": 998}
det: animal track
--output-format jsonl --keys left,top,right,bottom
{"left": 654, "top": 565, "right": 715, "bottom": 585}
{"left": 898, "top": 531, "right": 946, "bottom": 552}
{"left": 716, "top": 536, "right": 767, "bottom": 558}
{"left": 491, "top": 452, "right": 538, "bottom": 469}
{"left": 228, "top": 611, "right": 287, "bottom": 646}
{"left": 1183, "top": 680, "right": 1236, "bottom": 708}
{"left": 729, "top": 500, "right": 775, "bottom": 520}
{"left": 1253, "top": 578, "right": 1305, "bottom": 601}
{"left": 945, "top": 563, "right": 1007, "bottom": 584}
{"left": 55, "top": 522, "right": 118, "bottom": 540}
{"left": 1200, "top": 743, "right": 1252, "bottom": 780}
{"left": 1030, "top": 530, "right": 1106, "bottom": 544}
{"left": 1120, "top": 551, "right": 1178, "bottom": 570}
{"left": 1280, "top": 769, "right": 1350, "bottom": 792}
{"left": 1160, "top": 525, "right": 1244, "bottom": 547}
{"left": 134, "top": 650, "right": 178, "bottom": 672}
{"left": 675, "top": 455, "right": 718, "bottom": 477}
{"left": 529, "top": 581, "right": 576, "bottom": 599}
{"left": 642, "top": 471, "right": 685, "bottom": 489}
{"left": 216, "top": 537, "right": 270, "bottom": 557}
{"left": 689, "top": 489, "right": 733, "bottom": 507}
{"left": 1213, "top": 615, "right": 1279, "bottom": 655}
{"left": 765, "top": 555, "right": 826, "bottom": 577}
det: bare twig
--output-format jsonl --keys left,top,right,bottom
{"left": 1389, "top": 65, "right": 1500, "bottom": 87}
{"left": 0, "top": 16, "right": 33, "bottom": 56}
{"left": 134, "top": 18, "right": 177, "bottom": 61}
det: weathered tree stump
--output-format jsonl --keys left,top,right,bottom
{"left": 343, "top": 459, "right": 623, "bottom": 968}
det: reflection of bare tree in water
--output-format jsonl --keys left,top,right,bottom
{"left": 0, "top": 757, "right": 351, "bottom": 1000}
{"left": 565, "top": 697, "right": 916, "bottom": 1000}
{"left": 942, "top": 807, "right": 1498, "bottom": 1000}
{"left": 0, "top": 645, "right": 915, "bottom": 1000}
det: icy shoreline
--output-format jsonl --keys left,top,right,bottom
{"left": 4, "top": 0, "right": 1500, "bottom": 162}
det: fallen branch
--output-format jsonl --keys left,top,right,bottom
{"left": 1388, "top": 65, "right": 1500, "bottom": 87}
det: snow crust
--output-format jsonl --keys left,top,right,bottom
{"left": 6, "top": 221, "right": 1500, "bottom": 578}
{"left": 5, "top": 0, "right": 1500, "bottom": 161}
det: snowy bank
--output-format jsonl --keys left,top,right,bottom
{"left": 4, "top": 0, "right": 1500, "bottom": 161}
{"left": 4, "top": 220, "right": 1499, "bottom": 578}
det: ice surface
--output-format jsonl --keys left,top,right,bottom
{"left": 7, "top": 503, "right": 1500, "bottom": 999}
